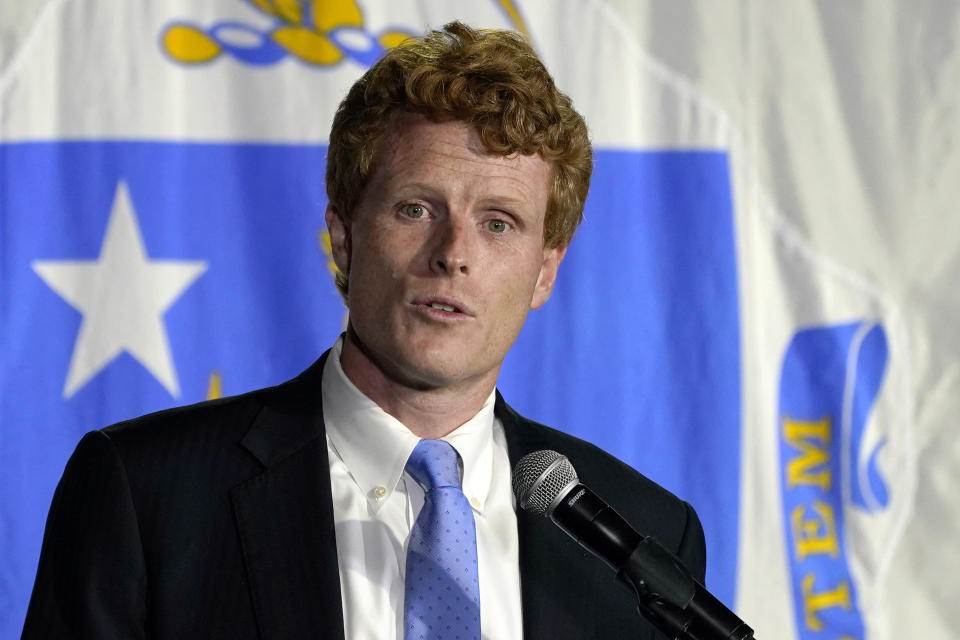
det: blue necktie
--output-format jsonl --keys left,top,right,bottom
{"left": 403, "top": 439, "right": 481, "bottom": 640}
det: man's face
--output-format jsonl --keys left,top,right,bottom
{"left": 326, "top": 113, "right": 565, "bottom": 392}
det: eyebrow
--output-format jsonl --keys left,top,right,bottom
{"left": 477, "top": 195, "right": 531, "bottom": 213}
{"left": 391, "top": 182, "right": 446, "bottom": 199}
{"left": 393, "top": 183, "right": 532, "bottom": 209}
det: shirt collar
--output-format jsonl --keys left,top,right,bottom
{"left": 322, "top": 337, "right": 497, "bottom": 514}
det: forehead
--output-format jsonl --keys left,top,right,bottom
{"left": 366, "top": 114, "right": 553, "bottom": 212}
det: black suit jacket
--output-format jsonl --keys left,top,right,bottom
{"left": 23, "top": 351, "right": 705, "bottom": 639}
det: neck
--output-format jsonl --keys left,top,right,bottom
{"left": 338, "top": 328, "right": 497, "bottom": 439}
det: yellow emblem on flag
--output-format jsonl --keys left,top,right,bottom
{"left": 160, "top": 0, "right": 416, "bottom": 67}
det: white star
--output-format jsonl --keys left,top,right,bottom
{"left": 33, "top": 181, "right": 207, "bottom": 398}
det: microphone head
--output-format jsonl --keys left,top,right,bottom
{"left": 512, "top": 450, "right": 579, "bottom": 516}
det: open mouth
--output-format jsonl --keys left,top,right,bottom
{"left": 427, "top": 302, "right": 459, "bottom": 313}
{"left": 414, "top": 297, "right": 471, "bottom": 317}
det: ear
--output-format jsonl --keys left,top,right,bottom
{"left": 325, "top": 204, "right": 351, "bottom": 276}
{"left": 530, "top": 244, "right": 567, "bottom": 310}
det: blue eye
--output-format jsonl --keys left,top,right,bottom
{"left": 487, "top": 219, "right": 509, "bottom": 233}
{"left": 401, "top": 204, "right": 426, "bottom": 219}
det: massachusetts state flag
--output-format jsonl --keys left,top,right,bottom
{"left": 2, "top": 1, "right": 952, "bottom": 638}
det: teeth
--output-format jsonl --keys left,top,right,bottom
{"left": 429, "top": 303, "right": 456, "bottom": 312}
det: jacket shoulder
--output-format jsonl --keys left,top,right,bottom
{"left": 100, "top": 353, "right": 328, "bottom": 461}
{"left": 498, "top": 398, "right": 678, "bottom": 505}
{"left": 498, "top": 397, "right": 706, "bottom": 580}
{"left": 102, "top": 386, "right": 267, "bottom": 449}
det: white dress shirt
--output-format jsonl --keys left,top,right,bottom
{"left": 321, "top": 338, "right": 523, "bottom": 640}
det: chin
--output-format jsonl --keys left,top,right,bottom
{"left": 396, "top": 356, "right": 469, "bottom": 387}
{"left": 398, "top": 350, "right": 495, "bottom": 389}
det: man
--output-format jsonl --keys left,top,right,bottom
{"left": 23, "top": 21, "right": 705, "bottom": 639}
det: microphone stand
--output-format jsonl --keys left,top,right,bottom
{"left": 616, "top": 537, "right": 755, "bottom": 640}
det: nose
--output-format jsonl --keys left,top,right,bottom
{"left": 430, "top": 219, "right": 470, "bottom": 276}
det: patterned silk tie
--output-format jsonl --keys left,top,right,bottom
{"left": 403, "top": 439, "right": 481, "bottom": 640}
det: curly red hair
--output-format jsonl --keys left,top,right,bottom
{"left": 325, "top": 21, "right": 592, "bottom": 296}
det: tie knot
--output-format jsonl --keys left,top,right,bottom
{"left": 405, "top": 439, "right": 461, "bottom": 490}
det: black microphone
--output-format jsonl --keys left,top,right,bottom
{"left": 512, "top": 450, "right": 755, "bottom": 640}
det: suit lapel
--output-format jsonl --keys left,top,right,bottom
{"left": 230, "top": 353, "right": 345, "bottom": 640}
{"left": 498, "top": 394, "right": 602, "bottom": 640}
{"left": 226, "top": 364, "right": 599, "bottom": 638}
